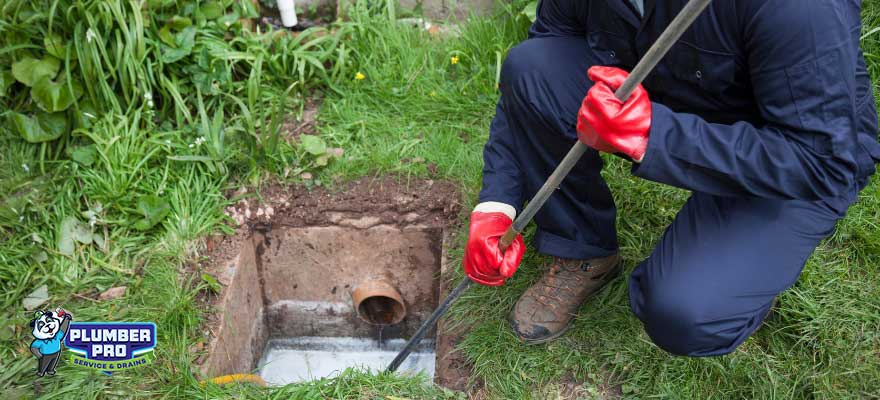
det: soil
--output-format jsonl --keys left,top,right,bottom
{"left": 435, "top": 318, "right": 479, "bottom": 392}
{"left": 203, "top": 229, "right": 251, "bottom": 274}
{"left": 256, "top": 176, "right": 462, "bottom": 229}
{"left": 205, "top": 176, "right": 463, "bottom": 294}
{"left": 191, "top": 228, "right": 254, "bottom": 368}
{"left": 281, "top": 96, "right": 321, "bottom": 141}
{"left": 553, "top": 371, "right": 623, "bottom": 399}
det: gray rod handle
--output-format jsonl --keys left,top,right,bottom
{"left": 499, "top": 0, "right": 713, "bottom": 251}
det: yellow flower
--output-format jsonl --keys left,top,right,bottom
{"left": 429, "top": 91, "right": 437, "bottom": 97}
{"left": 355, "top": 72, "right": 365, "bottom": 81}
{"left": 450, "top": 55, "right": 459, "bottom": 65}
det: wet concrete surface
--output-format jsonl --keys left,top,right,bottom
{"left": 258, "top": 336, "right": 435, "bottom": 385}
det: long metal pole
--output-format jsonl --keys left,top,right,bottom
{"left": 386, "top": 0, "right": 714, "bottom": 373}
{"left": 385, "top": 278, "right": 472, "bottom": 372}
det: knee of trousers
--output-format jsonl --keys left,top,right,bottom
{"left": 630, "top": 269, "right": 752, "bottom": 357}
{"left": 499, "top": 40, "right": 559, "bottom": 118}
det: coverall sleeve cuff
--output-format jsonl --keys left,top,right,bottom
{"left": 630, "top": 102, "right": 671, "bottom": 182}
{"left": 473, "top": 202, "right": 517, "bottom": 220}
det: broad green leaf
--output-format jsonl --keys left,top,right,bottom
{"left": 201, "top": 273, "right": 221, "bottom": 293}
{"left": 314, "top": 154, "right": 330, "bottom": 167}
{"left": 217, "top": 12, "right": 240, "bottom": 28}
{"left": 10, "top": 111, "right": 69, "bottom": 143}
{"left": 57, "top": 214, "right": 102, "bottom": 252}
{"left": 158, "top": 25, "right": 176, "bottom": 47}
{"left": 0, "top": 70, "right": 14, "bottom": 97}
{"left": 70, "top": 144, "right": 97, "bottom": 166}
{"left": 521, "top": 1, "right": 538, "bottom": 23}
{"left": 38, "top": 112, "right": 69, "bottom": 140}
{"left": 160, "top": 26, "right": 196, "bottom": 63}
{"left": 22, "top": 284, "right": 49, "bottom": 310}
{"left": 198, "top": 2, "right": 224, "bottom": 20}
{"left": 177, "top": 26, "right": 197, "bottom": 47}
{"left": 11, "top": 57, "right": 60, "bottom": 87}
{"left": 191, "top": 71, "right": 213, "bottom": 94}
{"left": 300, "top": 134, "right": 327, "bottom": 155}
{"left": 10, "top": 113, "right": 42, "bottom": 142}
{"left": 44, "top": 35, "right": 75, "bottom": 60}
{"left": 194, "top": 46, "right": 211, "bottom": 69}
{"left": 133, "top": 195, "right": 171, "bottom": 231}
{"left": 94, "top": 232, "right": 106, "bottom": 251}
{"left": 31, "top": 76, "right": 83, "bottom": 112}
{"left": 58, "top": 216, "right": 80, "bottom": 255}
{"left": 72, "top": 219, "right": 93, "bottom": 244}
{"left": 169, "top": 16, "right": 193, "bottom": 30}
{"left": 73, "top": 100, "right": 98, "bottom": 129}
{"left": 161, "top": 47, "right": 190, "bottom": 63}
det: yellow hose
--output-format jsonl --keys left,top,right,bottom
{"left": 202, "top": 373, "right": 267, "bottom": 386}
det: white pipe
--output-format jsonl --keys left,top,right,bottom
{"left": 277, "top": 0, "right": 298, "bottom": 27}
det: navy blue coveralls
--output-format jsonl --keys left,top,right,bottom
{"left": 479, "top": 0, "right": 880, "bottom": 356}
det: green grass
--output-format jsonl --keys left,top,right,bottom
{"left": 1, "top": 0, "right": 879, "bottom": 398}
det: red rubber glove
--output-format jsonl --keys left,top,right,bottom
{"left": 576, "top": 66, "right": 652, "bottom": 162}
{"left": 462, "top": 211, "right": 525, "bottom": 286}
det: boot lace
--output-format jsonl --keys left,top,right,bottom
{"left": 533, "top": 258, "right": 589, "bottom": 310}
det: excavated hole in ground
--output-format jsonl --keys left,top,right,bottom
{"left": 256, "top": 224, "right": 443, "bottom": 384}
{"left": 196, "top": 178, "right": 472, "bottom": 389}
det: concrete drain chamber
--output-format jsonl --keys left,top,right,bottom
{"left": 197, "top": 180, "right": 467, "bottom": 388}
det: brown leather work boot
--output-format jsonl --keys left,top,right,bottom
{"left": 509, "top": 254, "right": 622, "bottom": 344}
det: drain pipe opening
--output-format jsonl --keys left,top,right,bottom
{"left": 351, "top": 280, "right": 407, "bottom": 325}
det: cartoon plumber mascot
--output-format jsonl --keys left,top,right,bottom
{"left": 29, "top": 307, "right": 72, "bottom": 377}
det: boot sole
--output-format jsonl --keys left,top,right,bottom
{"left": 510, "top": 259, "right": 623, "bottom": 345}
{"left": 510, "top": 315, "right": 575, "bottom": 345}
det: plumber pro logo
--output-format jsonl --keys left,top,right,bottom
{"left": 64, "top": 322, "right": 156, "bottom": 375}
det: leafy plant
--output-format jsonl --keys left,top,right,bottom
{"left": 57, "top": 215, "right": 104, "bottom": 255}
{"left": 11, "top": 57, "right": 60, "bottom": 87}
{"left": 9, "top": 111, "right": 69, "bottom": 143}
{"left": 300, "top": 134, "right": 327, "bottom": 155}
{"left": 31, "top": 76, "right": 83, "bottom": 113}
{"left": 520, "top": 1, "right": 538, "bottom": 22}
{"left": 200, "top": 273, "right": 222, "bottom": 293}
{"left": 132, "top": 195, "right": 171, "bottom": 231}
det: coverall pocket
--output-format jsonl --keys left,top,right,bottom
{"left": 668, "top": 41, "right": 736, "bottom": 96}
{"left": 784, "top": 53, "right": 846, "bottom": 156}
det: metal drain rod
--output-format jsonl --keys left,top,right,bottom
{"left": 386, "top": 278, "right": 472, "bottom": 372}
{"left": 386, "top": 0, "right": 714, "bottom": 373}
